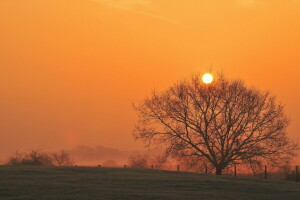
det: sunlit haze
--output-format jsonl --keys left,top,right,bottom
{"left": 0, "top": 0, "right": 299, "bottom": 163}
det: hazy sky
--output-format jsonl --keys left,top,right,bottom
{"left": 0, "top": 0, "right": 299, "bottom": 161}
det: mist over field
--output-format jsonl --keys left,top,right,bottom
{"left": 68, "top": 145, "right": 131, "bottom": 165}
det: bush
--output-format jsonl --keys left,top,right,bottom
{"left": 128, "top": 153, "right": 148, "bottom": 168}
{"left": 150, "top": 154, "right": 169, "bottom": 170}
{"left": 7, "top": 151, "right": 25, "bottom": 165}
{"left": 7, "top": 149, "right": 74, "bottom": 166}
{"left": 7, "top": 150, "right": 53, "bottom": 166}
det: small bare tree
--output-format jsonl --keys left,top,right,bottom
{"left": 128, "top": 152, "right": 148, "bottom": 169}
{"left": 7, "top": 151, "right": 25, "bottom": 165}
{"left": 52, "top": 150, "right": 74, "bottom": 166}
{"left": 134, "top": 74, "right": 297, "bottom": 175}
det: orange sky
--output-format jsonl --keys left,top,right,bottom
{"left": 0, "top": 0, "right": 299, "bottom": 162}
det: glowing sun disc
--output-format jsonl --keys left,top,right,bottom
{"left": 202, "top": 73, "right": 213, "bottom": 84}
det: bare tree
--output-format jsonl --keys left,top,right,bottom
{"left": 7, "top": 151, "right": 25, "bottom": 165}
{"left": 128, "top": 152, "right": 148, "bottom": 169}
{"left": 133, "top": 74, "right": 297, "bottom": 175}
{"left": 52, "top": 150, "right": 74, "bottom": 166}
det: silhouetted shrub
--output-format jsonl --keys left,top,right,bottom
{"left": 22, "top": 150, "right": 53, "bottom": 166}
{"left": 7, "top": 150, "right": 53, "bottom": 166}
{"left": 7, "top": 149, "right": 75, "bottom": 166}
{"left": 7, "top": 151, "right": 25, "bottom": 165}
{"left": 150, "top": 154, "right": 169, "bottom": 170}
{"left": 128, "top": 153, "right": 148, "bottom": 168}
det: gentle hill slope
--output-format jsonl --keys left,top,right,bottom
{"left": 0, "top": 166, "right": 299, "bottom": 200}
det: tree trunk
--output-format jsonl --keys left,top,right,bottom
{"left": 215, "top": 167, "right": 223, "bottom": 175}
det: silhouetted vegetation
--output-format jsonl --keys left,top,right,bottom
{"left": 7, "top": 149, "right": 74, "bottom": 166}
{"left": 128, "top": 152, "right": 148, "bottom": 168}
{"left": 134, "top": 73, "right": 297, "bottom": 175}
{"left": 52, "top": 150, "right": 75, "bottom": 166}
{"left": 150, "top": 152, "right": 169, "bottom": 170}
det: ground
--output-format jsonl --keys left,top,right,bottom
{"left": 0, "top": 166, "right": 299, "bottom": 200}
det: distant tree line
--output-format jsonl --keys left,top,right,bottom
{"left": 7, "top": 149, "right": 74, "bottom": 166}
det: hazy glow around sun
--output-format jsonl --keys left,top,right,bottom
{"left": 202, "top": 73, "right": 214, "bottom": 84}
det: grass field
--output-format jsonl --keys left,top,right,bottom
{"left": 0, "top": 166, "right": 299, "bottom": 200}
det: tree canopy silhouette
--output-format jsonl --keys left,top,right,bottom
{"left": 133, "top": 74, "right": 297, "bottom": 175}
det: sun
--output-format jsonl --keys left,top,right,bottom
{"left": 202, "top": 73, "right": 214, "bottom": 84}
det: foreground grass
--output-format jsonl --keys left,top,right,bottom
{"left": 0, "top": 166, "right": 299, "bottom": 200}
